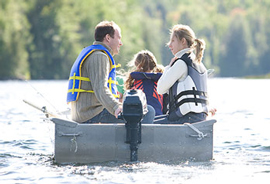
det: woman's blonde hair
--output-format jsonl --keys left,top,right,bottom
{"left": 169, "top": 24, "right": 205, "bottom": 63}
{"left": 125, "top": 50, "right": 163, "bottom": 90}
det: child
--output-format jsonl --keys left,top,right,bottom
{"left": 125, "top": 50, "right": 164, "bottom": 116}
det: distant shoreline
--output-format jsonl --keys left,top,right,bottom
{"left": 243, "top": 73, "right": 270, "bottom": 79}
{"left": 1, "top": 73, "right": 270, "bottom": 80}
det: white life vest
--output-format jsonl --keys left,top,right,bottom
{"left": 168, "top": 53, "right": 208, "bottom": 118}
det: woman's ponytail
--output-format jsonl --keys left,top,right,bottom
{"left": 194, "top": 38, "right": 205, "bottom": 63}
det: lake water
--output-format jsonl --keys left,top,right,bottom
{"left": 0, "top": 78, "right": 270, "bottom": 183}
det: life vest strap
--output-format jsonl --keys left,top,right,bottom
{"left": 169, "top": 98, "right": 208, "bottom": 114}
{"left": 68, "top": 88, "right": 94, "bottom": 94}
{"left": 176, "top": 98, "right": 208, "bottom": 107}
{"left": 174, "top": 89, "right": 208, "bottom": 102}
{"left": 116, "top": 63, "right": 121, "bottom": 68}
{"left": 68, "top": 73, "right": 92, "bottom": 95}
{"left": 108, "top": 77, "right": 118, "bottom": 85}
{"left": 169, "top": 87, "right": 208, "bottom": 113}
{"left": 69, "top": 75, "right": 91, "bottom": 82}
{"left": 113, "top": 93, "right": 120, "bottom": 98}
{"left": 108, "top": 77, "right": 119, "bottom": 98}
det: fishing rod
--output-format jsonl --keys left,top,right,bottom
{"left": 23, "top": 99, "right": 59, "bottom": 118}
{"left": 24, "top": 80, "right": 65, "bottom": 118}
{"left": 207, "top": 69, "right": 215, "bottom": 77}
{"left": 25, "top": 80, "right": 61, "bottom": 113}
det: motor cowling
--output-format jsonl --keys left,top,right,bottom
{"left": 122, "top": 89, "right": 147, "bottom": 123}
{"left": 121, "top": 89, "right": 147, "bottom": 161}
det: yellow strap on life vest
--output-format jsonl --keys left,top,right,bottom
{"left": 69, "top": 75, "right": 90, "bottom": 82}
{"left": 113, "top": 93, "right": 120, "bottom": 98}
{"left": 108, "top": 77, "right": 118, "bottom": 93}
{"left": 108, "top": 77, "right": 118, "bottom": 85}
{"left": 108, "top": 77, "right": 119, "bottom": 98}
{"left": 69, "top": 73, "right": 92, "bottom": 94}
{"left": 68, "top": 88, "right": 94, "bottom": 93}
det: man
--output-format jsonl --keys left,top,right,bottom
{"left": 67, "top": 21, "right": 154, "bottom": 123}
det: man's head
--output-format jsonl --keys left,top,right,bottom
{"left": 95, "top": 21, "right": 123, "bottom": 56}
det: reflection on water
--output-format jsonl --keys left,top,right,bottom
{"left": 0, "top": 79, "right": 270, "bottom": 183}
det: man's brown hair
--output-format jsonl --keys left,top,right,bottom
{"left": 95, "top": 21, "right": 118, "bottom": 42}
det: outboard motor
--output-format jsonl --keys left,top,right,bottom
{"left": 119, "top": 89, "right": 147, "bottom": 161}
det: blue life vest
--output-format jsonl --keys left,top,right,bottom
{"left": 130, "top": 72, "right": 163, "bottom": 116}
{"left": 67, "top": 44, "right": 119, "bottom": 103}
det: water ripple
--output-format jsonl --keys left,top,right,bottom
{"left": 1, "top": 79, "right": 270, "bottom": 183}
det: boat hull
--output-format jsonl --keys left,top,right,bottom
{"left": 51, "top": 118, "right": 216, "bottom": 164}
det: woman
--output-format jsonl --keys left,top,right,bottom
{"left": 155, "top": 24, "right": 216, "bottom": 124}
{"left": 125, "top": 50, "right": 165, "bottom": 115}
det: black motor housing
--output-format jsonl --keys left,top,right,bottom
{"left": 121, "top": 89, "right": 147, "bottom": 161}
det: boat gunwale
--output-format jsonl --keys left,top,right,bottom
{"left": 51, "top": 117, "right": 216, "bottom": 129}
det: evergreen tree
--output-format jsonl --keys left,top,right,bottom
{"left": 0, "top": 0, "right": 31, "bottom": 79}
{"left": 220, "top": 13, "right": 248, "bottom": 77}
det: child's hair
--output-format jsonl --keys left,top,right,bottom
{"left": 155, "top": 64, "right": 164, "bottom": 73}
{"left": 168, "top": 24, "right": 205, "bottom": 63}
{"left": 125, "top": 50, "right": 163, "bottom": 90}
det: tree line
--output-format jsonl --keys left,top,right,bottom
{"left": 0, "top": 0, "right": 269, "bottom": 80}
